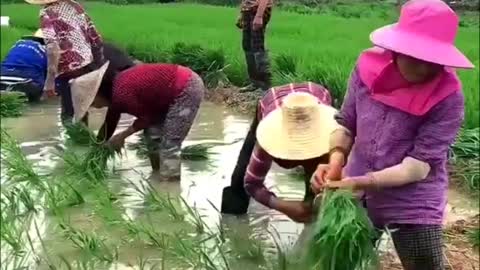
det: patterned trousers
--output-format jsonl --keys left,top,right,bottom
{"left": 241, "top": 8, "right": 272, "bottom": 52}
{"left": 378, "top": 224, "right": 445, "bottom": 270}
{"left": 144, "top": 72, "right": 204, "bottom": 180}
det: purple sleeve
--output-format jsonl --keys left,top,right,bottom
{"left": 244, "top": 144, "right": 276, "bottom": 207}
{"left": 408, "top": 92, "right": 464, "bottom": 166}
{"left": 334, "top": 66, "right": 359, "bottom": 137}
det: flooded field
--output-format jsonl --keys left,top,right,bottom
{"left": 1, "top": 99, "right": 478, "bottom": 269}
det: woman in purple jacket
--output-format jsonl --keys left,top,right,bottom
{"left": 311, "top": 1, "right": 474, "bottom": 269}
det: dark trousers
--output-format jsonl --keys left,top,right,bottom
{"left": 373, "top": 224, "right": 444, "bottom": 270}
{"left": 57, "top": 63, "right": 98, "bottom": 126}
{"left": 6, "top": 81, "right": 43, "bottom": 102}
{"left": 241, "top": 8, "right": 272, "bottom": 90}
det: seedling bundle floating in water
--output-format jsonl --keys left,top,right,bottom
{"left": 305, "top": 189, "right": 379, "bottom": 270}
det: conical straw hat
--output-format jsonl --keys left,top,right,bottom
{"left": 256, "top": 92, "right": 339, "bottom": 160}
{"left": 33, "top": 29, "right": 44, "bottom": 38}
{"left": 70, "top": 61, "right": 110, "bottom": 123}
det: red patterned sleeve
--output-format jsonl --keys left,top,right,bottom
{"left": 244, "top": 144, "right": 276, "bottom": 207}
{"left": 39, "top": 8, "right": 58, "bottom": 45}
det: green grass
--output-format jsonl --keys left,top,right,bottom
{"left": 0, "top": 92, "right": 27, "bottom": 118}
{"left": 1, "top": 3, "right": 478, "bottom": 127}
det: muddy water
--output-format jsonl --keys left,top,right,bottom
{"left": 1, "top": 99, "right": 478, "bottom": 269}
{"left": 1, "top": 100, "right": 308, "bottom": 269}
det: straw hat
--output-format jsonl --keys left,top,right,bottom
{"left": 33, "top": 29, "right": 44, "bottom": 38}
{"left": 70, "top": 61, "right": 110, "bottom": 123}
{"left": 370, "top": 0, "right": 474, "bottom": 69}
{"left": 22, "top": 29, "right": 44, "bottom": 40}
{"left": 256, "top": 92, "right": 339, "bottom": 160}
{"left": 24, "top": 0, "right": 59, "bottom": 5}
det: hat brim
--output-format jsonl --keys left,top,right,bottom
{"left": 25, "top": 0, "right": 58, "bottom": 4}
{"left": 256, "top": 103, "right": 339, "bottom": 161}
{"left": 70, "top": 61, "right": 110, "bottom": 123}
{"left": 370, "top": 24, "right": 474, "bottom": 69}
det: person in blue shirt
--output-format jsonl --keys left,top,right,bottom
{"left": 1, "top": 29, "right": 137, "bottom": 126}
{"left": 0, "top": 29, "right": 54, "bottom": 102}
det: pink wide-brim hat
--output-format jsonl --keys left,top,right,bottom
{"left": 370, "top": 0, "right": 474, "bottom": 69}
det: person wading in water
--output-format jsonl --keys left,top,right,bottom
{"left": 221, "top": 82, "right": 339, "bottom": 222}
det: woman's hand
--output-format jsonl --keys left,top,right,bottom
{"left": 235, "top": 15, "right": 243, "bottom": 29}
{"left": 107, "top": 133, "right": 126, "bottom": 152}
{"left": 252, "top": 15, "right": 263, "bottom": 30}
{"left": 273, "top": 200, "right": 313, "bottom": 223}
{"left": 311, "top": 151, "right": 345, "bottom": 194}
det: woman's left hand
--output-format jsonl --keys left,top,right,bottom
{"left": 326, "top": 175, "right": 374, "bottom": 190}
{"left": 107, "top": 133, "right": 126, "bottom": 151}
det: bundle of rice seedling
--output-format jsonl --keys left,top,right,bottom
{"left": 305, "top": 189, "right": 379, "bottom": 270}
{"left": 180, "top": 143, "right": 215, "bottom": 161}
{"left": 81, "top": 144, "right": 116, "bottom": 181}
{"left": 64, "top": 122, "right": 97, "bottom": 146}
{"left": 0, "top": 91, "right": 27, "bottom": 118}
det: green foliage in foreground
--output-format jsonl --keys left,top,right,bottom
{"left": 468, "top": 227, "right": 480, "bottom": 249}
{"left": 306, "top": 190, "right": 378, "bottom": 270}
{"left": 0, "top": 128, "right": 297, "bottom": 269}
{"left": 0, "top": 92, "right": 27, "bottom": 118}
{"left": 1, "top": 3, "right": 478, "bottom": 128}
{"left": 450, "top": 128, "right": 480, "bottom": 193}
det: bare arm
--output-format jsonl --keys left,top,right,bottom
{"left": 255, "top": 0, "right": 269, "bottom": 19}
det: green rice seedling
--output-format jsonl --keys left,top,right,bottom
{"left": 44, "top": 179, "right": 85, "bottom": 214}
{"left": 274, "top": 54, "right": 297, "bottom": 76}
{"left": 130, "top": 137, "right": 220, "bottom": 161}
{"left": 13, "top": 186, "right": 38, "bottom": 214}
{"left": 181, "top": 143, "right": 214, "bottom": 161}
{"left": 64, "top": 122, "right": 97, "bottom": 146}
{"left": 0, "top": 212, "right": 26, "bottom": 255}
{"left": 180, "top": 197, "right": 208, "bottom": 233}
{"left": 305, "top": 189, "right": 379, "bottom": 270}
{"left": 468, "top": 227, "right": 480, "bottom": 248}
{"left": 82, "top": 145, "right": 116, "bottom": 182}
{"left": 0, "top": 250, "right": 31, "bottom": 270}
{"left": 451, "top": 128, "right": 479, "bottom": 160}
{"left": 141, "top": 225, "right": 170, "bottom": 250}
{"left": 170, "top": 42, "right": 227, "bottom": 87}
{"left": 1, "top": 129, "right": 42, "bottom": 188}
{"left": 58, "top": 223, "right": 117, "bottom": 263}
{"left": 0, "top": 91, "right": 27, "bottom": 118}
{"left": 169, "top": 234, "right": 203, "bottom": 268}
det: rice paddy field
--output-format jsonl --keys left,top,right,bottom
{"left": 0, "top": 2, "right": 479, "bottom": 270}
{"left": 1, "top": 2, "right": 479, "bottom": 128}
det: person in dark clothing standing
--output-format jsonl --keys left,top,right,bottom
{"left": 236, "top": 0, "right": 273, "bottom": 92}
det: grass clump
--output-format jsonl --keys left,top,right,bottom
{"left": 0, "top": 92, "right": 27, "bottom": 118}
{"left": 64, "top": 122, "right": 97, "bottom": 146}
{"left": 450, "top": 128, "right": 480, "bottom": 193}
{"left": 0, "top": 128, "right": 42, "bottom": 187}
{"left": 305, "top": 190, "right": 378, "bottom": 270}
{"left": 468, "top": 228, "right": 480, "bottom": 249}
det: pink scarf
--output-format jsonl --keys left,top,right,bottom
{"left": 357, "top": 47, "right": 461, "bottom": 116}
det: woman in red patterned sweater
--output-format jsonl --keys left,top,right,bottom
{"left": 91, "top": 63, "right": 205, "bottom": 181}
{"left": 26, "top": 0, "right": 105, "bottom": 125}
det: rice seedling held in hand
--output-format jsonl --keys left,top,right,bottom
{"left": 305, "top": 189, "right": 379, "bottom": 270}
{"left": 0, "top": 91, "right": 27, "bottom": 118}
{"left": 64, "top": 122, "right": 97, "bottom": 146}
